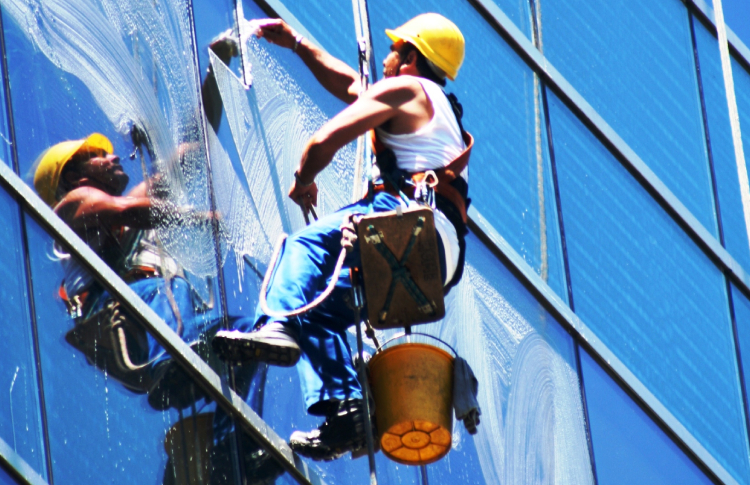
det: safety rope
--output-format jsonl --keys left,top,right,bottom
{"left": 258, "top": 224, "right": 348, "bottom": 319}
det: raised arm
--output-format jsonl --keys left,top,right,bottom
{"left": 288, "top": 76, "right": 427, "bottom": 209}
{"left": 258, "top": 20, "right": 361, "bottom": 104}
{"left": 55, "top": 187, "right": 154, "bottom": 232}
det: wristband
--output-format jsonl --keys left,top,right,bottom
{"left": 292, "top": 34, "right": 304, "bottom": 53}
{"left": 294, "top": 170, "right": 314, "bottom": 187}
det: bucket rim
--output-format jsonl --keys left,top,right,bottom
{"left": 375, "top": 332, "right": 458, "bottom": 358}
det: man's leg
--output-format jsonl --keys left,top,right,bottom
{"left": 212, "top": 194, "right": 401, "bottom": 366}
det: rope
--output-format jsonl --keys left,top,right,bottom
{"left": 259, "top": 233, "right": 348, "bottom": 319}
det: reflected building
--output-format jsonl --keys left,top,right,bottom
{"left": 0, "top": 0, "right": 748, "bottom": 484}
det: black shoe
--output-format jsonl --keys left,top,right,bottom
{"left": 289, "top": 399, "right": 375, "bottom": 461}
{"left": 212, "top": 323, "right": 301, "bottom": 367}
{"left": 147, "top": 342, "right": 209, "bottom": 411}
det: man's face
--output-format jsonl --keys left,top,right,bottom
{"left": 73, "top": 149, "right": 129, "bottom": 195}
{"left": 382, "top": 41, "right": 405, "bottom": 78}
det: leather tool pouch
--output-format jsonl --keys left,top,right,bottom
{"left": 65, "top": 300, "right": 153, "bottom": 393}
{"left": 357, "top": 205, "right": 445, "bottom": 329}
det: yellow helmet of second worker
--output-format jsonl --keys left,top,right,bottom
{"left": 33, "top": 133, "right": 113, "bottom": 207}
{"left": 386, "top": 13, "right": 465, "bottom": 81}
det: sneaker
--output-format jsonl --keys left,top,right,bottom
{"left": 212, "top": 323, "right": 301, "bottom": 367}
{"left": 289, "top": 399, "right": 376, "bottom": 461}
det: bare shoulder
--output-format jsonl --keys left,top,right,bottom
{"left": 366, "top": 75, "right": 424, "bottom": 105}
{"left": 54, "top": 186, "right": 110, "bottom": 218}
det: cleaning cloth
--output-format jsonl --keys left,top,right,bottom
{"left": 453, "top": 356, "right": 481, "bottom": 434}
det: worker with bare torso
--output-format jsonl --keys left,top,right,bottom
{"left": 34, "top": 134, "right": 227, "bottom": 411}
{"left": 211, "top": 14, "right": 471, "bottom": 460}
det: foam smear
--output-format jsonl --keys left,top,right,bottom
{"left": 208, "top": 38, "right": 354, "bottom": 275}
{"left": 438, "top": 265, "right": 593, "bottom": 485}
{"left": 2, "top": 0, "right": 218, "bottom": 277}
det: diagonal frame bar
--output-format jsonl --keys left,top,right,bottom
{"left": 0, "top": 161, "right": 327, "bottom": 485}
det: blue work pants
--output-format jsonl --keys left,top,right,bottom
{"left": 236, "top": 193, "right": 445, "bottom": 415}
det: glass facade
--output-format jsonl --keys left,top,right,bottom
{"left": 0, "top": 0, "right": 747, "bottom": 484}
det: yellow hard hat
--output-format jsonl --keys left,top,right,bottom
{"left": 33, "top": 133, "right": 113, "bottom": 207}
{"left": 386, "top": 13, "right": 465, "bottom": 81}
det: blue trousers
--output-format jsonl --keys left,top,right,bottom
{"left": 92, "top": 277, "right": 207, "bottom": 369}
{"left": 235, "top": 193, "right": 446, "bottom": 415}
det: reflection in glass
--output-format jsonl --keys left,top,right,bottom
{"left": 0, "top": 188, "right": 46, "bottom": 479}
{"left": 22, "top": 210, "right": 283, "bottom": 483}
{"left": 580, "top": 348, "right": 714, "bottom": 485}
{"left": 548, "top": 90, "right": 750, "bottom": 482}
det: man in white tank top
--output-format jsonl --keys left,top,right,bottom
{"left": 212, "top": 13, "right": 470, "bottom": 461}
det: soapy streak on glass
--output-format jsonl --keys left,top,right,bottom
{"left": 1, "top": 0, "right": 218, "bottom": 277}
{"left": 430, "top": 260, "right": 594, "bottom": 485}
{"left": 208, "top": 35, "right": 355, "bottom": 277}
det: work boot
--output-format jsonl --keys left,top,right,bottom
{"left": 211, "top": 323, "right": 301, "bottom": 367}
{"left": 289, "top": 399, "right": 375, "bottom": 461}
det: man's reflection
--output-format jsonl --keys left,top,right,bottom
{"left": 33, "top": 133, "right": 219, "bottom": 410}
{"left": 162, "top": 365, "right": 284, "bottom": 485}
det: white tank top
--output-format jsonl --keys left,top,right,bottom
{"left": 374, "top": 77, "right": 466, "bottom": 172}
{"left": 373, "top": 77, "right": 466, "bottom": 284}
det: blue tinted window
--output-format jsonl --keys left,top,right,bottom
{"left": 540, "top": 0, "right": 718, "bottom": 236}
{"left": 731, "top": 283, "right": 750, "bottom": 421}
{"left": 693, "top": 16, "right": 750, "bottom": 271}
{"left": 274, "top": 0, "right": 357, "bottom": 69}
{"left": 734, "top": 59, "right": 750, "bottom": 206}
{"left": 724, "top": 0, "right": 750, "bottom": 50}
{"left": 0, "top": 189, "right": 46, "bottom": 478}
{"left": 580, "top": 348, "right": 714, "bottom": 485}
{"left": 368, "top": 0, "right": 568, "bottom": 300}
{"left": 548, "top": 90, "right": 750, "bottom": 482}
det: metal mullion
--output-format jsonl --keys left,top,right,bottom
{"left": 689, "top": 9, "right": 750, "bottom": 470}
{"left": 468, "top": 207, "right": 735, "bottom": 485}
{"left": 0, "top": 162, "right": 325, "bottom": 485}
{"left": 686, "top": 0, "right": 750, "bottom": 73}
{"left": 467, "top": 0, "right": 750, "bottom": 307}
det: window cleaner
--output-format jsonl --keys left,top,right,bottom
{"left": 212, "top": 12, "right": 478, "bottom": 463}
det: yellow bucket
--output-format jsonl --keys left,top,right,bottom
{"left": 164, "top": 413, "right": 214, "bottom": 485}
{"left": 368, "top": 342, "right": 454, "bottom": 465}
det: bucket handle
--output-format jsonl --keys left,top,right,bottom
{"left": 375, "top": 332, "right": 458, "bottom": 358}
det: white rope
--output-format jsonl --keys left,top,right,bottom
{"left": 259, "top": 233, "right": 348, "bottom": 318}
{"left": 713, "top": 0, "right": 750, "bottom": 253}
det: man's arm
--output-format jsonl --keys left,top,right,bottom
{"left": 55, "top": 187, "right": 154, "bottom": 231}
{"left": 289, "top": 76, "right": 424, "bottom": 208}
{"left": 258, "top": 20, "right": 361, "bottom": 104}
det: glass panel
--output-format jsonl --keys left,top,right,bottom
{"left": 547, "top": 90, "right": 750, "bottom": 482}
{"left": 2, "top": 0, "right": 222, "bottom": 286}
{"left": 0, "top": 188, "right": 46, "bottom": 478}
{"left": 260, "top": 232, "right": 592, "bottom": 483}
{"left": 368, "top": 0, "right": 568, "bottom": 299}
{"left": 693, "top": 15, "right": 750, "bottom": 272}
{"left": 22, "top": 211, "right": 290, "bottom": 484}
{"left": 731, "top": 283, "right": 750, "bottom": 421}
{"left": 724, "top": 0, "right": 750, "bottom": 50}
{"left": 274, "top": 0, "right": 358, "bottom": 70}
{"left": 539, "top": 0, "right": 718, "bottom": 236}
{"left": 579, "top": 348, "right": 714, "bottom": 485}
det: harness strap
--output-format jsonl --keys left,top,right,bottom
{"left": 365, "top": 218, "right": 437, "bottom": 323}
{"left": 369, "top": 129, "right": 473, "bottom": 223}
